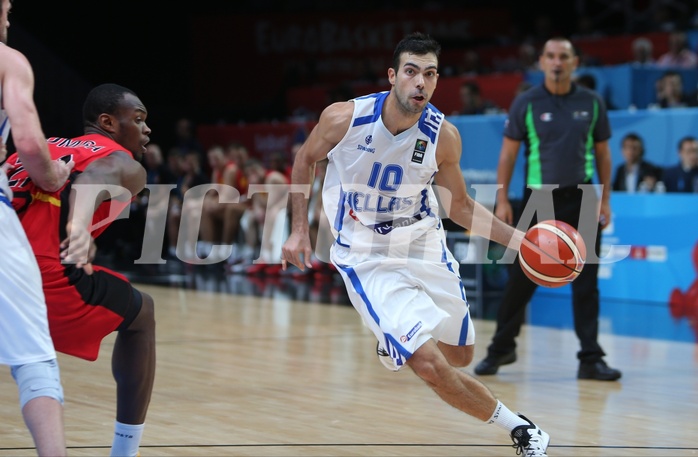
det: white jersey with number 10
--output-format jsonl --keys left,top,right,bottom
{"left": 323, "top": 91, "right": 446, "bottom": 249}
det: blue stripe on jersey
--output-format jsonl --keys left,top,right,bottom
{"left": 439, "top": 238, "right": 469, "bottom": 346}
{"left": 338, "top": 263, "right": 414, "bottom": 361}
{"left": 352, "top": 92, "right": 386, "bottom": 127}
{"left": 459, "top": 313, "right": 470, "bottom": 346}
{"left": 332, "top": 188, "right": 351, "bottom": 248}
{"left": 335, "top": 235, "right": 350, "bottom": 248}
{"left": 385, "top": 333, "right": 412, "bottom": 362}
{"left": 418, "top": 104, "right": 444, "bottom": 143}
{"left": 338, "top": 264, "right": 381, "bottom": 325}
{"left": 418, "top": 188, "right": 433, "bottom": 217}
{"left": 334, "top": 188, "right": 347, "bottom": 233}
{"left": 381, "top": 338, "right": 405, "bottom": 368}
{"left": 0, "top": 116, "right": 9, "bottom": 142}
{"left": 440, "top": 237, "right": 467, "bottom": 301}
{"left": 0, "top": 188, "right": 11, "bottom": 209}
{"left": 422, "top": 173, "right": 436, "bottom": 217}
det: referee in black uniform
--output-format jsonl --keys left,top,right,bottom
{"left": 475, "top": 37, "right": 621, "bottom": 381}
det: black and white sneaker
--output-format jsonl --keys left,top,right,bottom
{"left": 510, "top": 414, "right": 550, "bottom": 456}
{"left": 376, "top": 342, "right": 399, "bottom": 372}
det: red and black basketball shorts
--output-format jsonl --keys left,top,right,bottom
{"left": 39, "top": 262, "right": 143, "bottom": 361}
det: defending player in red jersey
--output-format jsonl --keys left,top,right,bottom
{"left": 6, "top": 83, "right": 155, "bottom": 457}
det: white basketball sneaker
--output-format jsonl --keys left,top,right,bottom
{"left": 376, "top": 342, "right": 399, "bottom": 372}
{"left": 510, "top": 414, "right": 550, "bottom": 456}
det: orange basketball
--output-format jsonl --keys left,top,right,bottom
{"left": 519, "top": 220, "right": 587, "bottom": 288}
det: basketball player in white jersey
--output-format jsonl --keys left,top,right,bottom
{"left": 282, "top": 32, "right": 550, "bottom": 456}
{"left": 0, "top": 0, "right": 73, "bottom": 454}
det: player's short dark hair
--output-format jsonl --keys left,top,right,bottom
{"left": 82, "top": 83, "right": 138, "bottom": 125}
{"left": 392, "top": 32, "right": 441, "bottom": 70}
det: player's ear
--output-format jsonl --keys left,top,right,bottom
{"left": 97, "top": 113, "right": 117, "bottom": 133}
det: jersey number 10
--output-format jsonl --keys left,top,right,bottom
{"left": 367, "top": 162, "right": 403, "bottom": 192}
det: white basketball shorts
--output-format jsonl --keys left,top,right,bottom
{"left": 331, "top": 226, "right": 475, "bottom": 370}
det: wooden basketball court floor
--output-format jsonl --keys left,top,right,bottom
{"left": 1, "top": 278, "right": 697, "bottom": 456}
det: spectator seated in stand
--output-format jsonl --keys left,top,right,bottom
{"left": 132, "top": 143, "right": 177, "bottom": 262}
{"left": 239, "top": 159, "right": 290, "bottom": 276}
{"left": 166, "top": 149, "right": 209, "bottom": 261}
{"left": 652, "top": 70, "right": 697, "bottom": 108}
{"left": 453, "top": 80, "right": 502, "bottom": 116}
{"left": 225, "top": 141, "right": 251, "bottom": 263}
{"left": 172, "top": 117, "right": 205, "bottom": 173}
{"left": 197, "top": 145, "right": 251, "bottom": 265}
{"left": 612, "top": 132, "right": 663, "bottom": 193}
{"left": 662, "top": 136, "right": 698, "bottom": 193}
{"left": 630, "top": 37, "right": 655, "bottom": 66}
{"left": 656, "top": 31, "right": 698, "bottom": 68}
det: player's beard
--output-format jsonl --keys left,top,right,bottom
{"left": 395, "top": 88, "right": 427, "bottom": 115}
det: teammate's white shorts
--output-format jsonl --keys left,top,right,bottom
{"left": 331, "top": 226, "right": 474, "bottom": 371}
{"left": 0, "top": 174, "right": 56, "bottom": 366}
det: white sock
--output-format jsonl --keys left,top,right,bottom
{"left": 110, "top": 421, "right": 144, "bottom": 457}
{"left": 487, "top": 400, "right": 529, "bottom": 432}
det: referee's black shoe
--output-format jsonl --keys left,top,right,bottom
{"left": 474, "top": 351, "right": 517, "bottom": 375}
{"left": 577, "top": 359, "right": 622, "bottom": 381}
